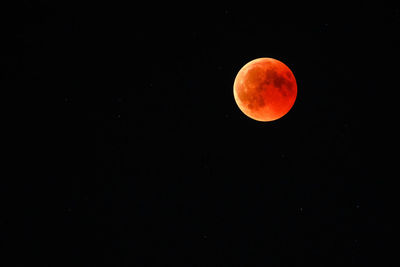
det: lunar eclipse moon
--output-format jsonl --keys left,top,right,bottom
{"left": 233, "top": 58, "right": 297, "bottom": 122}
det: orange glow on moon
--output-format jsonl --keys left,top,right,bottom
{"left": 233, "top": 58, "right": 297, "bottom": 122}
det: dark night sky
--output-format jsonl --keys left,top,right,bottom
{"left": 1, "top": 1, "right": 398, "bottom": 266}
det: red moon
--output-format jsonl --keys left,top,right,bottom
{"left": 233, "top": 58, "right": 297, "bottom": 122}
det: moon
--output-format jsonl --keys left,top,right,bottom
{"left": 233, "top": 58, "right": 297, "bottom": 122}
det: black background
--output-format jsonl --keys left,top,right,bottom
{"left": 1, "top": 1, "right": 398, "bottom": 266}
